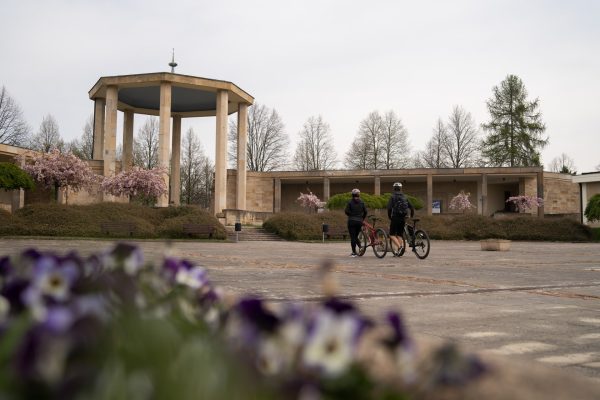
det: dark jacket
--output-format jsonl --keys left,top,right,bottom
{"left": 345, "top": 198, "right": 367, "bottom": 222}
{"left": 387, "top": 192, "right": 414, "bottom": 220}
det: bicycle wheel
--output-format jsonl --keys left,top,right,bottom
{"left": 413, "top": 229, "right": 430, "bottom": 259}
{"left": 357, "top": 228, "right": 368, "bottom": 256}
{"left": 372, "top": 228, "right": 388, "bottom": 258}
{"left": 389, "top": 234, "right": 406, "bottom": 257}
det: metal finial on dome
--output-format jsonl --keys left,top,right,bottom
{"left": 168, "top": 48, "right": 178, "bottom": 73}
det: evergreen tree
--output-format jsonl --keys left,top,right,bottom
{"left": 482, "top": 75, "right": 547, "bottom": 166}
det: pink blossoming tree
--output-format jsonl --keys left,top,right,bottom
{"left": 506, "top": 195, "right": 544, "bottom": 212}
{"left": 17, "top": 149, "right": 98, "bottom": 204}
{"left": 449, "top": 190, "right": 475, "bottom": 212}
{"left": 297, "top": 191, "right": 324, "bottom": 213}
{"left": 101, "top": 167, "right": 167, "bottom": 205}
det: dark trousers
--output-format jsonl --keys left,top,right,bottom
{"left": 348, "top": 220, "right": 363, "bottom": 253}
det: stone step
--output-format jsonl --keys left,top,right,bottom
{"left": 225, "top": 226, "right": 284, "bottom": 241}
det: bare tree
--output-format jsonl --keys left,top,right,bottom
{"left": 415, "top": 118, "right": 450, "bottom": 168}
{"left": 360, "top": 111, "right": 385, "bottom": 169}
{"left": 228, "top": 103, "right": 290, "bottom": 171}
{"left": 380, "top": 110, "right": 410, "bottom": 169}
{"left": 344, "top": 135, "right": 371, "bottom": 170}
{"left": 68, "top": 115, "right": 94, "bottom": 159}
{"left": 0, "top": 86, "right": 30, "bottom": 146}
{"left": 548, "top": 153, "right": 576, "bottom": 174}
{"left": 133, "top": 117, "right": 159, "bottom": 169}
{"left": 30, "top": 114, "right": 64, "bottom": 152}
{"left": 293, "top": 115, "right": 337, "bottom": 171}
{"left": 444, "top": 106, "right": 480, "bottom": 168}
{"left": 344, "top": 110, "right": 411, "bottom": 170}
{"left": 180, "top": 127, "right": 214, "bottom": 208}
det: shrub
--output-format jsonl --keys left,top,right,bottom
{"left": 0, "top": 203, "right": 225, "bottom": 240}
{"left": 156, "top": 207, "right": 227, "bottom": 239}
{"left": 0, "top": 162, "right": 35, "bottom": 190}
{"left": 418, "top": 215, "right": 591, "bottom": 242}
{"left": 584, "top": 194, "right": 600, "bottom": 222}
{"left": 264, "top": 212, "right": 592, "bottom": 242}
{"left": 327, "top": 192, "right": 423, "bottom": 211}
{"left": 263, "top": 211, "right": 349, "bottom": 241}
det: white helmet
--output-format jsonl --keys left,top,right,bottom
{"left": 351, "top": 188, "right": 360, "bottom": 195}
{"left": 393, "top": 182, "right": 403, "bottom": 190}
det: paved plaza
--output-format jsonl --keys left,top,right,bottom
{"left": 1, "top": 238, "right": 599, "bottom": 385}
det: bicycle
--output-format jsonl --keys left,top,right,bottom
{"left": 388, "top": 218, "right": 430, "bottom": 260}
{"left": 357, "top": 215, "right": 389, "bottom": 258}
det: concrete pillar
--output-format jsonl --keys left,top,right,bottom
{"left": 170, "top": 116, "right": 182, "bottom": 206}
{"left": 274, "top": 178, "right": 281, "bottom": 212}
{"left": 236, "top": 103, "right": 248, "bottom": 210}
{"left": 374, "top": 176, "right": 380, "bottom": 196}
{"left": 93, "top": 98, "right": 105, "bottom": 159}
{"left": 214, "top": 89, "right": 228, "bottom": 214}
{"left": 581, "top": 183, "right": 588, "bottom": 225}
{"left": 476, "top": 179, "right": 482, "bottom": 215}
{"left": 481, "top": 174, "right": 488, "bottom": 216}
{"left": 103, "top": 86, "right": 118, "bottom": 178}
{"left": 323, "top": 177, "right": 330, "bottom": 201}
{"left": 157, "top": 82, "right": 172, "bottom": 207}
{"left": 537, "top": 171, "right": 544, "bottom": 218}
{"left": 11, "top": 189, "right": 24, "bottom": 212}
{"left": 426, "top": 174, "right": 433, "bottom": 215}
{"left": 122, "top": 110, "right": 134, "bottom": 171}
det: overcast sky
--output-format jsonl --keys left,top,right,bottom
{"left": 1, "top": 0, "right": 599, "bottom": 172}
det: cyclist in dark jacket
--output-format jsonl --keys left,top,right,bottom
{"left": 345, "top": 188, "right": 367, "bottom": 257}
{"left": 387, "top": 182, "right": 414, "bottom": 256}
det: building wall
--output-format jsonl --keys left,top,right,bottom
{"left": 544, "top": 173, "right": 580, "bottom": 215}
{"left": 0, "top": 190, "right": 12, "bottom": 212}
{"left": 227, "top": 172, "right": 274, "bottom": 212}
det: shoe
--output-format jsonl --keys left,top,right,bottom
{"left": 350, "top": 253, "right": 358, "bottom": 257}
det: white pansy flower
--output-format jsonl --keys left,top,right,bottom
{"left": 302, "top": 310, "right": 359, "bottom": 377}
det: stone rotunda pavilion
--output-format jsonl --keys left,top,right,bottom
{"left": 88, "top": 72, "right": 254, "bottom": 213}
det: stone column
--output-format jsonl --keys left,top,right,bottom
{"left": 236, "top": 103, "right": 248, "bottom": 210}
{"left": 170, "top": 116, "right": 182, "bottom": 206}
{"left": 11, "top": 189, "right": 24, "bottom": 213}
{"left": 481, "top": 174, "right": 488, "bottom": 216}
{"left": 93, "top": 98, "right": 105, "bottom": 160}
{"left": 323, "top": 177, "right": 330, "bottom": 201}
{"left": 214, "top": 89, "right": 228, "bottom": 214}
{"left": 537, "top": 171, "right": 544, "bottom": 218}
{"left": 581, "top": 183, "right": 588, "bottom": 225}
{"left": 103, "top": 86, "right": 118, "bottom": 178}
{"left": 157, "top": 82, "right": 172, "bottom": 207}
{"left": 122, "top": 110, "right": 134, "bottom": 171}
{"left": 274, "top": 178, "right": 281, "bottom": 212}
{"left": 426, "top": 174, "right": 433, "bottom": 215}
{"left": 374, "top": 176, "right": 380, "bottom": 196}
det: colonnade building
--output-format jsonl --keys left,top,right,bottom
{"left": 0, "top": 69, "right": 596, "bottom": 227}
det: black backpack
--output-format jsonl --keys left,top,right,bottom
{"left": 392, "top": 194, "right": 409, "bottom": 218}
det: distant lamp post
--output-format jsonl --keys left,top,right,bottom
{"left": 169, "top": 49, "right": 178, "bottom": 73}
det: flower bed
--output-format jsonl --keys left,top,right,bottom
{"left": 0, "top": 244, "right": 487, "bottom": 399}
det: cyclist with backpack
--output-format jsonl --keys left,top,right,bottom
{"left": 345, "top": 188, "right": 368, "bottom": 257}
{"left": 387, "top": 182, "right": 414, "bottom": 256}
